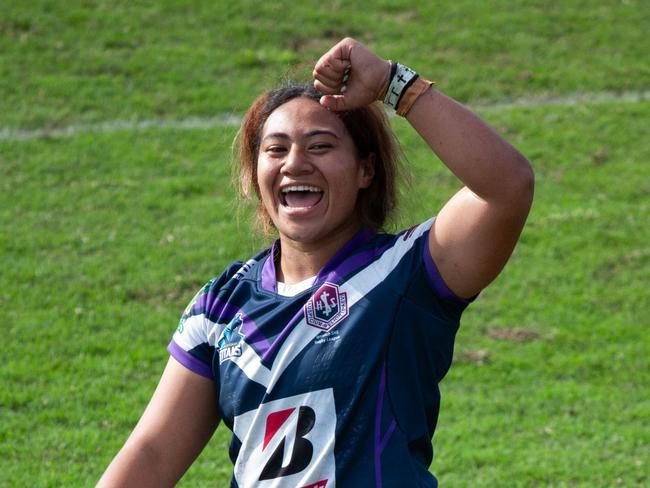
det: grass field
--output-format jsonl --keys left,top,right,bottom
{"left": 1, "top": 0, "right": 649, "bottom": 486}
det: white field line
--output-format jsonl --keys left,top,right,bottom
{"left": 1, "top": 90, "right": 648, "bottom": 142}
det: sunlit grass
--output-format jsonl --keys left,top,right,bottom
{"left": 1, "top": 0, "right": 649, "bottom": 485}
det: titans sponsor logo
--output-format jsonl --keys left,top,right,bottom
{"left": 233, "top": 389, "right": 336, "bottom": 487}
{"left": 217, "top": 313, "right": 245, "bottom": 364}
{"left": 304, "top": 282, "right": 348, "bottom": 331}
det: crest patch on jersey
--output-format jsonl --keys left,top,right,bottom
{"left": 217, "top": 313, "right": 245, "bottom": 363}
{"left": 304, "top": 282, "right": 348, "bottom": 331}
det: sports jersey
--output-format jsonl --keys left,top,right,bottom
{"left": 169, "top": 217, "right": 473, "bottom": 487}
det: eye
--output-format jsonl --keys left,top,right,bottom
{"left": 309, "top": 143, "right": 333, "bottom": 152}
{"left": 265, "top": 145, "right": 287, "bottom": 155}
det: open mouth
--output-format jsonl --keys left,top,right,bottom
{"left": 280, "top": 185, "right": 324, "bottom": 208}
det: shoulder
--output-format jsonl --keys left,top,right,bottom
{"left": 375, "top": 219, "right": 475, "bottom": 310}
{"left": 209, "top": 249, "right": 271, "bottom": 292}
{"left": 181, "top": 249, "right": 271, "bottom": 317}
{"left": 367, "top": 218, "right": 435, "bottom": 267}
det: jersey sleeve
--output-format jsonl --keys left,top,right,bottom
{"left": 167, "top": 262, "right": 244, "bottom": 379}
{"left": 168, "top": 280, "right": 218, "bottom": 379}
{"left": 420, "top": 220, "right": 478, "bottom": 309}
{"left": 400, "top": 217, "right": 477, "bottom": 312}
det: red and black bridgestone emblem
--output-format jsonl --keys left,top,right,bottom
{"left": 259, "top": 406, "right": 315, "bottom": 481}
{"left": 304, "top": 282, "right": 348, "bottom": 330}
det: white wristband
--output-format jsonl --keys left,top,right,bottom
{"left": 383, "top": 63, "right": 418, "bottom": 110}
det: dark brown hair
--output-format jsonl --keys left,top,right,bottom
{"left": 235, "top": 83, "right": 402, "bottom": 233}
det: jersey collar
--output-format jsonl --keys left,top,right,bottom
{"left": 260, "top": 228, "right": 376, "bottom": 294}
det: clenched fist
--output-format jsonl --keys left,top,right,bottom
{"left": 313, "top": 37, "right": 391, "bottom": 111}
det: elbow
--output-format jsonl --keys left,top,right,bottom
{"left": 502, "top": 154, "right": 535, "bottom": 217}
{"left": 511, "top": 153, "right": 535, "bottom": 214}
{"left": 518, "top": 156, "right": 535, "bottom": 209}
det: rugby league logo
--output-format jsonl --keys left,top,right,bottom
{"left": 304, "top": 282, "right": 348, "bottom": 330}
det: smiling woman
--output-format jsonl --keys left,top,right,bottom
{"left": 237, "top": 83, "right": 399, "bottom": 237}
{"left": 98, "top": 37, "right": 534, "bottom": 487}
{"left": 257, "top": 97, "right": 372, "bottom": 247}
{"left": 250, "top": 93, "right": 386, "bottom": 281}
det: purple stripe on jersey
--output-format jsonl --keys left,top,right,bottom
{"left": 187, "top": 291, "right": 273, "bottom": 358}
{"left": 190, "top": 291, "right": 210, "bottom": 314}
{"left": 210, "top": 298, "right": 273, "bottom": 357}
{"left": 374, "top": 361, "right": 396, "bottom": 488}
{"left": 316, "top": 228, "right": 385, "bottom": 285}
{"left": 168, "top": 340, "right": 214, "bottom": 379}
{"left": 260, "top": 241, "right": 279, "bottom": 293}
{"left": 421, "top": 230, "right": 476, "bottom": 306}
{"left": 240, "top": 312, "right": 272, "bottom": 357}
{"left": 260, "top": 304, "right": 307, "bottom": 365}
{"left": 379, "top": 420, "right": 396, "bottom": 454}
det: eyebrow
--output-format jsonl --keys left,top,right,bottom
{"left": 262, "top": 130, "right": 339, "bottom": 142}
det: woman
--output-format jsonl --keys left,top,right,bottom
{"left": 99, "top": 38, "right": 534, "bottom": 487}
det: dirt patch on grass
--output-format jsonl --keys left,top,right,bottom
{"left": 456, "top": 349, "right": 490, "bottom": 365}
{"left": 291, "top": 37, "right": 335, "bottom": 54}
{"left": 291, "top": 29, "right": 373, "bottom": 54}
{"left": 392, "top": 10, "right": 419, "bottom": 24}
{"left": 486, "top": 327, "right": 541, "bottom": 342}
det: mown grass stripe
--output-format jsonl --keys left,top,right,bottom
{"left": 1, "top": 90, "right": 648, "bottom": 142}
{"left": 476, "top": 89, "right": 650, "bottom": 111}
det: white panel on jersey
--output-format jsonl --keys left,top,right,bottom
{"left": 233, "top": 389, "right": 336, "bottom": 488}
{"left": 236, "top": 341, "right": 272, "bottom": 386}
{"left": 174, "top": 314, "right": 217, "bottom": 350}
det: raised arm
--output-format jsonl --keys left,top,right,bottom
{"left": 97, "top": 357, "right": 220, "bottom": 487}
{"left": 313, "top": 38, "right": 534, "bottom": 298}
{"left": 407, "top": 88, "right": 534, "bottom": 298}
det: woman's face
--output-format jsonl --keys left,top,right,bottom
{"left": 256, "top": 97, "right": 374, "bottom": 247}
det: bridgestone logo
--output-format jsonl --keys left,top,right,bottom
{"left": 259, "top": 406, "right": 315, "bottom": 480}
{"left": 233, "top": 389, "right": 336, "bottom": 487}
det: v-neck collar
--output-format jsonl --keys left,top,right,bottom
{"left": 260, "top": 228, "right": 376, "bottom": 294}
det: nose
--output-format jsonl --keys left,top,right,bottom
{"left": 281, "top": 145, "right": 312, "bottom": 176}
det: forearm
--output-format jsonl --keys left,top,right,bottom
{"left": 313, "top": 36, "right": 533, "bottom": 205}
{"left": 406, "top": 87, "right": 534, "bottom": 207}
{"left": 313, "top": 37, "right": 534, "bottom": 297}
{"left": 97, "top": 358, "right": 220, "bottom": 488}
{"left": 97, "top": 438, "right": 176, "bottom": 488}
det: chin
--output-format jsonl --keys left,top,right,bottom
{"left": 278, "top": 225, "right": 324, "bottom": 244}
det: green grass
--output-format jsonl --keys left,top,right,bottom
{"left": 2, "top": 0, "right": 649, "bottom": 128}
{"left": 1, "top": 0, "right": 649, "bottom": 486}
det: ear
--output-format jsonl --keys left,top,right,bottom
{"left": 358, "top": 153, "right": 376, "bottom": 189}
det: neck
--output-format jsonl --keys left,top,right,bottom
{"left": 276, "top": 222, "right": 362, "bottom": 284}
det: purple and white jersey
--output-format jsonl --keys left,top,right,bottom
{"left": 169, "top": 218, "right": 472, "bottom": 487}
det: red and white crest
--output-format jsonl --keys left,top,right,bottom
{"left": 304, "top": 282, "right": 348, "bottom": 330}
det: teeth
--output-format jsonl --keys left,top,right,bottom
{"left": 282, "top": 185, "right": 322, "bottom": 193}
